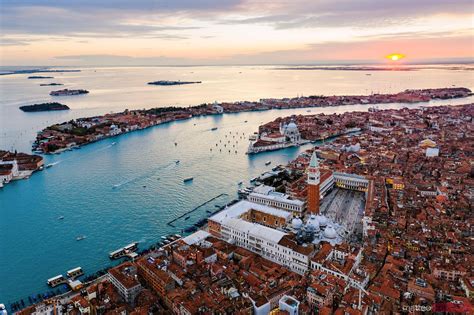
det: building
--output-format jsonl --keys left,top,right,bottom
{"left": 280, "top": 120, "right": 302, "bottom": 144}
{"left": 307, "top": 151, "right": 321, "bottom": 214}
{"left": 279, "top": 295, "right": 300, "bottom": 315}
{"left": 136, "top": 256, "right": 176, "bottom": 305}
{"left": 247, "top": 184, "right": 305, "bottom": 214}
{"left": 108, "top": 262, "right": 142, "bottom": 306}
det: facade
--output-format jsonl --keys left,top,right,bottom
{"left": 247, "top": 184, "right": 305, "bottom": 214}
{"left": 307, "top": 151, "right": 321, "bottom": 214}
{"left": 108, "top": 263, "right": 142, "bottom": 305}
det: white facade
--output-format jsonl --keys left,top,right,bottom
{"left": 247, "top": 185, "right": 304, "bottom": 213}
{"left": 333, "top": 172, "right": 369, "bottom": 191}
{"left": 279, "top": 295, "right": 300, "bottom": 315}
{"left": 219, "top": 218, "right": 310, "bottom": 274}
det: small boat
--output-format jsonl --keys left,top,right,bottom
{"left": 58, "top": 216, "right": 64, "bottom": 220}
{"left": 142, "top": 185, "right": 146, "bottom": 188}
{"left": 244, "top": 120, "right": 248, "bottom": 123}
{"left": 183, "top": 177, "right": 194, "bottom": 183}
{"left": 45, "top": 163, "right": 54, "bottom": 168}
{"left": 161, "top": 236, "right": 168, "bottom": 240}
{"left": 111, "top": 142, "right": 116, "bottom": 145}
{"left": 184, "top": 216, "right": 190, "bottom": 220}
{"left": 175, "top": 160, "right": 180, "bottom": 164}
{"left": 365, "top": 73, "right": 372, "bottom": 76}
{"left": 265, "top": 161, "right": 271, "bottom": 166}
{"left": 76, "top": 235, "right": 86, "bottom": 241}
{"left": 174, "top": 142, "right": 178, "bottom": 146}
{"left": 238, "top": 181, "right": 243, "bottom": 185}
{"left": 211, "top": 127, "right": 218, "bottom": 131}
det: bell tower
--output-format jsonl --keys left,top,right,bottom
{"left": 307, "top": 150, "right": 320, "bottom": 214}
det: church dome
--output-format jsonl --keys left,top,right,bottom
{"left": 286, "top": 122, "right": 298, "bottom": 130}
{"left": 323, "top": 226, "right": 337, "bottom": 239}
{"left": 291, "top": 217, "right": 303, "bottom": 229}
{"left": 315, "top": 215, "right": 328, "bottom": 227}
{"left": 305, "top": 215, "right": 320, "bottom": 231}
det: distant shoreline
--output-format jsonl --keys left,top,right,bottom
{"left": 32, "top": 87, "right": 472, "bottom": 154}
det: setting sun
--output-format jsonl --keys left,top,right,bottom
{"left": 387, "top": 53, "right": 405, "bottom": 61}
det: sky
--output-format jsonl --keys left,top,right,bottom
{"left": 0, "top": 0, "right": 473, "bottom": 66}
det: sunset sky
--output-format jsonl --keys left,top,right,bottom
{"left": 1, "top": 0, "right": 473, "bottom": 66}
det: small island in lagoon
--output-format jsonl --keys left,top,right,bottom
{"left": 28, "top": 76, "right": 54, "bottom": 79}
{"left": 40, "top": 83, "right": 64, "bottom": 86}
{"left": 20, "top": 102, "right": 70, "bottom": 112}
{"left": 148, "top": 80, "right": 202, "bottom": 86}
{"left": 50, "top": 89, "right": 89, "bottom": 96}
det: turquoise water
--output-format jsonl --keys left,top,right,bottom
{"left": 1, "top": 66, "right": 473, "bottom": 303}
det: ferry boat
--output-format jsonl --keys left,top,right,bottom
{"left": 47, "top": 275, "right": 66, "bottom": 287}
{"left": 183, "top": 177, "right": 194, "bottom": 183}
{"left": 76, "top": 235, "right": 86, "bottom": 241}
{"left": 109, "top": 242, "right": 139, "bottom": 260}
{"left": 211, "top": 127, "right": 218, "bottom": 131}
{"left": 265, "top": 161, "right": 272, "bottom": 166}
{"left": 66, "top": 267, "right": 84, "bottom": 279}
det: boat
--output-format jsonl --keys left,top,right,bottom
{"left": 76, "top": 235, "right": 86, "bottom": 241}
{"left": 111, "top": 142, "right": 116, "bottom": 145}
{"left": 211, "top": 127, "right": 218, "bottom": 131}
{"left": 142, "top": 185, "right": 146, "bottom": 188}
{"left": 183, "top": 177, "right": 194, "bottom": 183}
{"left": 265, "top": 161, "right": 271, "bottom": 166}
{"left": 244, "top": 120, "right": 248, "bottom": 123}
{"left": 238, "top": 181, "right": 243, "bottom": 185}
{"left": 45, "top": 163, "right": 54, "bottom": 168}
{"left": 175, "top": 160, "right": 180, "bottom": 164}
{"left": 58, "top": 216, "right": 64, "bottom": 220}
{"left": 175, "top": 142, "right": 178, "bottom": 146}
{"left": 184, "top": 216, "right": 190, "bottom": 220}
{"left": 250, "top": 177, "right": 258, "bottom": 182}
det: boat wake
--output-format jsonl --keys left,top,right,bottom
{"left": 112, "top": 161, "right": 175, "bottom": 189}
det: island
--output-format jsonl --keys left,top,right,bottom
{"left": 39, "top": 83, "right": 63, "bottom": 86}
{"left": 50, "top": 89, "right": 89, "bottom": 96}
{"left": 0, "top": 69, "right": 80, "bottom": 76}
{"left": 32, "top": 87, "right": 471, "bottom": 154}
{"left": 148, "top": 80, "right": 202, "bottom": 86}
{"left": 28, "top": 76, "right": 54, "bottom": 79}
{"left": 0, "top": 150, "right": 44, "bottom": 188}
{"left": 19, "top": 102, "right": 70, "bottom": 112}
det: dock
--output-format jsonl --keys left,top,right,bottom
{"left": 109, "top": 242, "right": 139, "bottom": 260}
{"left": 167, "top": 193, "right": 228, "bottom": 227}
{"left": 47, "top": 275, "right": 67, "bottom": 287}
{"left": 66, "top": 267, "right": 84, "bottom": 279}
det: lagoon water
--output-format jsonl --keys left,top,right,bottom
{"left": 0, "top": 65, "right": 473, "bottom": 302}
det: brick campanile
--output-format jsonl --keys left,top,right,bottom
{"left": 307, "top": 150, "right": 320, "bottom": 214}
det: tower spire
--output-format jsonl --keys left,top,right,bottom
{"left": 307, "top": 150, "right": 321, "bottom": 214}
